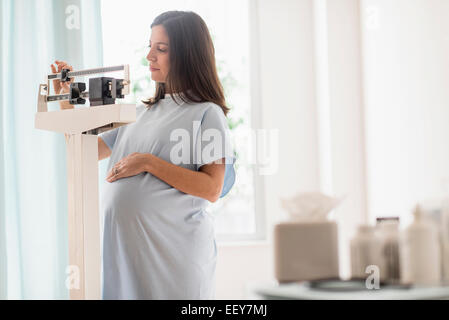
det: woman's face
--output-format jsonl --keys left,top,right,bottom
{"left": 146, "top": 25, "right": 170, "bottom": 83}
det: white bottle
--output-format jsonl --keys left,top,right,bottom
{"left": 377, "top": 220, "right": 401, "bottom": 283}
{"left": 400, "top": 204, "right": 441, "bottom": 286}
{"left": 350, "top": 225, "right": 385, "bottom": 280}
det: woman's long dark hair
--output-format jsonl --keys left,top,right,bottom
{"left": 142, "top": 11, "right": 230, "bottom": 116}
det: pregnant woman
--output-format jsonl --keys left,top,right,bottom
{"left": 51, "top": 11, "right": 236, "bottom": 299}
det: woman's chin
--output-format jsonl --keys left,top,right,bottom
{"left": 150, "top": 74, "right": 164, "bottom": 82}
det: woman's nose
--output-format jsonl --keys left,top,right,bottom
{"left": 147, "top": 51, "right": 156, "bottom": 62}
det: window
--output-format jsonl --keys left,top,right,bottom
{"left": 100, "top": 0, "right": 263, "bottom": 240}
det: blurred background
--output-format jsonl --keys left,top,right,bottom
{"left": 1, "top": 0, "right": 449, "bottom": 299}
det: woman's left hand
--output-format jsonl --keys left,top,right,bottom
{"left": 106, "top": 152, "right": 150, "bottom": 182}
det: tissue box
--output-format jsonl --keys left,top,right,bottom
{"left": 274, "top": 221, "right": 339, "bottom": 282}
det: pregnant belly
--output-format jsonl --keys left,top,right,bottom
{"left": 100, "top": 172, "right": 197, "bottom": 221}
{"left": 100, "top": 172, "right": 216, "bottom": 263}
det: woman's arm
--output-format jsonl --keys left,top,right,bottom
{"left": 147, "top": 155, "right": 226, "bottom": 202}
{"left": 98, "top": 137, "right": 112, "bottom": 160}
{"left": 106, "top": 153, "right": 226, "bottom": 202}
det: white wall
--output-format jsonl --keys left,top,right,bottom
{"left": 360, "top": 0, "right": 449, "bottom": 223}
{"left": 216, "top": 243, "right": 274, "bottom": 299}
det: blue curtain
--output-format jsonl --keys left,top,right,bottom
{"left": 0, "top": 0, "right": 103, "bottom": 299}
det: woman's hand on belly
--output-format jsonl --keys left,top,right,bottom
{"left": 106, "top": 152, "right": 149, "bottom": 183}
{"left": 106, "top": 152, "right": 225, "bottom": 202}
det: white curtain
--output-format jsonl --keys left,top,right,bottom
{"left": 0, "top": 0, "right": 103, "bottom": 299}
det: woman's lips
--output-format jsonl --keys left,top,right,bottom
{"left": 150, "top": 67, "right": 160, "bottom": 72}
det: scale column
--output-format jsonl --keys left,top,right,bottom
{"left": 65, "top": 133, "right": 101, "bottom": 300}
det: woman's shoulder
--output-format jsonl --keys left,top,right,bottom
{"left": 136, "top": 101, "right": 146, "bottom": 111}
{"left": 185, "top": 101, "right": 225, "bottom": 119}
{"left": 134, "top": 101, "right": 150, "bottom": 117}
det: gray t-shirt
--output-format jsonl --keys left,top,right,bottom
{"left": 98, "top": 94, "right": 236, "bottom": 299}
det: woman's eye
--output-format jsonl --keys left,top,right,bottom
{"left": 147, "top": 45, "right": 166, "bottom": 53}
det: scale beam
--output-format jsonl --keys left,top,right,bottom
{"left": 38, "top": 65, "right": 130, "bottom": 112}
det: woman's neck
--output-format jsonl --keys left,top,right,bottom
{"left": 163, "top": 83, "right": 172, "bottom": 94}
